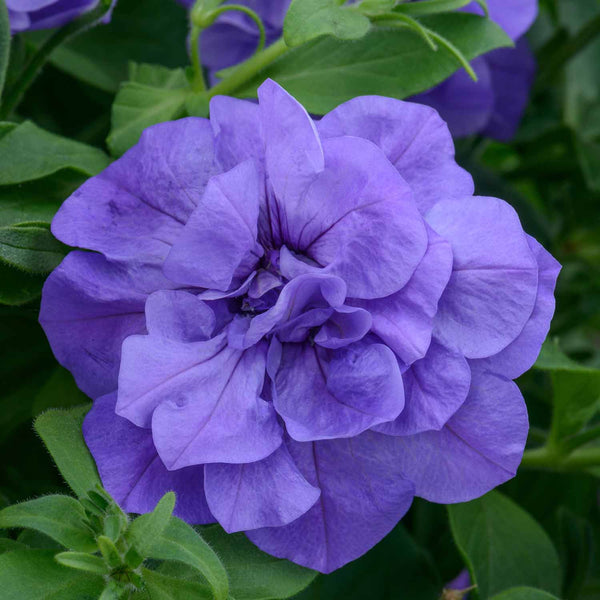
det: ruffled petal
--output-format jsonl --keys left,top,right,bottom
{"left": 204, "top": 444, "right": 320, "bottom": 533}
{"left": 428, "top": 196, "right": 539, "bottom": 359}
{"left": 52, "top": 119, "right": 216, "bottom": 265}
{"left": 357, "top": 224, "right": 452, "bottom": 365}
{"left": 124, "top": 337, "right": 282, "bottom": 466}
{"left": 83, "top": 393, "right": 213, "bottom": 523}
{"left": 472, "top": 236, "right": 561, "bottom": 379}
{"left": 318, "top": 95, "right": 474, "bottom": 214}
{"left": 39, "top": 251, "right": 168, "bottom": 398}
{"left": 374, "top": 339, "right": 471, "bottom": 436}
{"left": 248, "top": 434, "right": 414, "bottom": 573}
{"left": 390, "top": 366, "right": 528, "bottom": 503}
{"left": 272, "top": 340, "right": 404, "bottom": 441}
{"left": 163, "top": 160, "right": 263, "bottom": 290}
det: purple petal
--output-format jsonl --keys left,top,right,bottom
{"left": 248, "top": 434, "right": 414, "bottom": 573}
{"left": 258, "top": 79, "right": 324, "bottom": 215}
{"left": 428, "top": 196, "right": 539, "bottom": 359}
{"left": 318, "top": 95, "right": 474, "bottom": 214}
{"left": 313, "top": 306, "right": 372, "bottom": 349}
{"left": 204, "top": 445, "right": 320, "bottom": 533}
{"left": 144, "top": 291, "right": 216, "bottom": 342}
{"left": 463, "top": 0, "right": 538, "bottom": 41}
{"left": 209, "top": 96, "right": 264, "bottom": 172}
{"left": 84, "top": 393, "right": 214, "bottom": 523}
{"left": 298, "top": 135, "right": 428, "bottom": 299}
{"left": 374, "top": 339, "right": 471, "bottom": 436}
{"left": 273, "top": 340, "right": 404, "bottom": 441}
{"left": 164, "top": 160, "right": 263, "bottom": 290}
{"left": 472, "top": 236, "right": 561, "bottom": 379}
{"left": 144, "top": 339, "right": 282, "bottom": 467}
{"left": 52, "top": 118, "right": 217, "bottom": 265}
{"left": 357, "top": 224, "right": 452, "bottom": 365}
{"left": 390, "top": 366, "right": 528, "bottom": 503}
{"left": 483, "top": 40, "right": 536, "bottom": 142}
{"left": 39, "top": 251, "right": 168, "bottom": 398}
{"left": 411, "top": 58, "right": 494, "bottom": 140}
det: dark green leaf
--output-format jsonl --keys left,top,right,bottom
{"left": 0, "top": 224, "right": 66, "bottom": 274}
{"left": 34, "top": 406, "right": 101, "bottom": 498}
{"left": 0, "top": 0, "right": 9, "bottom": 98}
{"left": 202, "top": 525, "right": 318, "bottom": 600}
{"left": 0, "top": 538, "right": 28, "bottom": 553}
{"left": 55, "top": 551, "right": 109, "bottom": 575}
{"left": 283, "top": 0, "right": 371, "bottom": 47}
{"left": 31, "top": 0, "right": 189, "bottom": 93}
{"left": 489, "top": 588, "right": 561, "bottom": 600}
{"left": 448, "top": 491, "right": 561, "bottom": 598}
{"left": 0, "top": 121, "right": 109, "bottom": 185}
{"left": 557, "top": 508, "right": 593, "bottom": 600}
{"left": 237, "top": 13, "right": 511, "bottom": 114}
{"left": 145, "top": 517, "right": 229, "bottom": 600}
{"left": 0, "top": 495, "right": 96, "bottom": 552}
{"left": 0, "top": 261, "right": 48, "bottom": 305}
{"left": 108, "top": 63, "right": 191, "bottom": 157}
{"left": 0, "top": 549, "right": 104, "bottom": 600}
{"left": 535, "top": 339, "right": 600, "bottom": 442}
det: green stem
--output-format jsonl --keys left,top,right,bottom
{"left": 0, "top": 0, "right": 112, "bottom": 120}
{"left": 190, "top": 24, "right": 206, "bottom": 92}
{"left": 207, "top": 37, "right": 289, "bottom": 98}
{"left": 536, "top": 13, "right": 600, "bottom": 89}
{"left": 209, "top": 5, "right": 266, "bottom": 53}
{"left": 521, "top": 445, "right": 600, "bottom": 471}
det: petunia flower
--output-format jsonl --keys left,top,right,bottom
{"left": 40, "top": 79, "right": 560, "bottom": 572}
{"left": 7, "top": 0, "right": 114, "bottom": 33}
{"left": 177, "top": 0, "right": 537, "bottom": 141}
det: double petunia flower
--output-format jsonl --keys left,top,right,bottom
{"left": 40, "top": 80, "right": 559, "bottom": 572}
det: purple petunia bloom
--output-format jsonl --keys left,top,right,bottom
{"left": 178, "top": 0, "right": 537, "bottom": 141}
{"left": 40, "top": 79, "right": 560, "bottom": 573}
{"left": 7, "top": 0, "right": 113, "bottom": 33}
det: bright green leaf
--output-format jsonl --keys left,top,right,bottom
{"left": 127, "top": 492, "right": 176, "bottom": 556}
{"left": 0, "top": 121, "right": 109, "bottom": 185}
{"left": 34, "top": 405, "right": 101, "bottom": 498}
{"left": 202, "top": 525, "right": 318, "bottom": 600}
{"left": 535, "top": 339, "right": 600, "bottom": 442}
{"left": 55, "top": 551, "right": 109, "bottom": 575}
{"left": 107, "top": 63, "right": 191, "bottom": 157}
{"left": 284, "top": 0, "right": 371, "bottom": 47}
{"left": 489, "top": 588, "right": 561, "bottom": 600}
{"left": 0, "top": 224, "right": 66, "bottom": 274}
{"left": 0, "top": 549, "right": 104, "bottom": 600}
{"left": 0, "top": 496, "right": 96, "bottom": 552}
{"left": 448, "top": 491, "right": 561, "bottom": 598}
{"left": 237, "top": 13, "right": 511, "bottom": 114}
{"left": 145, "top": 517, "right": 229, "bottom": 600}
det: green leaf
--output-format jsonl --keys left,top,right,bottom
{"left": 0, "top": 121, "right": 109, "bottom": 185}
{"left": 108, "top": 63, "right": 191, "bottom": 157}
{"left": 0, "top": 262, "right": 47, "bottom": 305}
{"left": 135, "top": 569, "right": 213, "bottom": 600}
{"left": 0, "top": 224, "right": 66, "bottom": 274}
{"left": 283, "top": 0, "right": 371, "bottom": 47}
{"left": 237, "top": 13, "right": 511, "bottom": 114}
{"left": 0, "top": 0, "right": 9, "bottom": 98}
{"left": 535, "top": 339, "right": 600, "bottom": 442}
{"left": 448, "top": 491, "right": 561, "bottom": 598}
{"left": 0, "top": 538, "right": 28, "bottom": 554}
{"left": 28, "top": 0, "right": 190, "bottom": 93}
{"left": 144, "top": 517, "right": 229, "bottom": 600}
{"left": 202, "top": 525, "right": 318, "bottom": 600}
{"left": 489, "top": 588, "right": 561, "bottom": 600}
{"left": 0, "top": 549, "right": 104, "bottom": 600}
{"left": 0, "top": 495, "right": 96, "bottom": 552}
{"left": 55, "top": 551, "right": 109, "bottom": 575}
{"left": 393, "top": 0, "right": 480, "bottom": 16}
{"left": 127, "top": 492, "right": 176, "bottom": 556}
{"left": 34, "top": 406, "right": 101, "bottom": 498}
